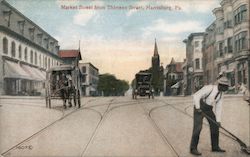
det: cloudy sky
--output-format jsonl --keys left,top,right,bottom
{"left": 7, "top": 0, "right": 220, "bottom": 82}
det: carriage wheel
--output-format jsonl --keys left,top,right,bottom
{"left": 77, "top": 90, "right": 81, "bottom": 108}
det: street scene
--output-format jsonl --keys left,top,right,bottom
{"left": 1, "top": 0, "right": 250, "bottom": 156}
{"left": 0, "top": 96, "right": 249, "bottom": 157}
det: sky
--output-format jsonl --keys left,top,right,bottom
{"left": 7, "top": 0, "right": 221, "bottom": 83}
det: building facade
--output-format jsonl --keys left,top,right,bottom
{"left": 164, "top": 58, "right": 183, "bottom": 96}
{"left": 79, "top": 62, "right": 99, "bottom": 96}
{"left": 203, "top": 0, "right": 250, "bottom": 92}
{"left": 0, "top": 0, "right": 63, "bottom": 95}
{"left": 183, "top": 33, "right": 204, "bottom": 95}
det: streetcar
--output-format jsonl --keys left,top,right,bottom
{"left": 132, "top": 72, "right": 154, "bottom": 99}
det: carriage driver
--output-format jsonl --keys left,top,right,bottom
{"left": 190, "top": 76, "right": 229, "bottom": 156}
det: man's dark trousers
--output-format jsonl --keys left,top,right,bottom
{"left": 190, "top": 101, "right": 219, "bottom": 150}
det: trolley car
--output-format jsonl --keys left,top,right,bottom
{"left": 132, "top": 72, "right": 154, "bottom": 99}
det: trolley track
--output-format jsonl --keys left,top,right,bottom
{"left": 148, "top": 100, "right": 243, "bottom": 151}
{"left": 1, "top": 98, "right": 98, "bottom": 156}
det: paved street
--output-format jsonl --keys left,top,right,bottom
{"left": 0, "top": 96, "right": 249, "bottom": 157}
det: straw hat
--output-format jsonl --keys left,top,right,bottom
{"left": 218, "top": 76, "right": 229, "bottom": 86}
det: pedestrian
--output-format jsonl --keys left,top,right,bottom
{"left": 190, "top": 76, "right": 229, "bottom": 155}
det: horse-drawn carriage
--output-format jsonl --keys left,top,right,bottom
{"left": 132, "top": 72, "right": 154, "bottom": 99}
{"left": 45, "top": 64, "right": 81, "bottom": 108}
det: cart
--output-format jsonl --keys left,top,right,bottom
{"left": 45, "top": 64, "right": 81, "bottom": 108}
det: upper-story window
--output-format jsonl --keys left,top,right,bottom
{"left": 34, "top": 52, "right": 37, "bottom": 65}
{"left": 234, "top": 5, "right": 247, "bottom": 25}
{"left": 3, "top": 10, "right": 12, "bottom": 27}
{"left": 48, "top": 58, "right": 50, "bottom": 69}
{"left": 195, "top": 58, "right": 200, "bottom": 69}
{"left": 195, "top": 41, "right": 199, "bottom": 48}
{"left": 37, "top": 33, "right": 43, "bottom": 45}
{"left": 18, "top": 45, "right": 22, "bottom": 59}
{"left": 235, "top": 31, "right": 247, "bottom": 53}
{"left": 82, "top": 66, "right": 86, "bottom": 73}
{"left": 30, "top": 50, "right": 33, "bottom": 64}
{"left": 44, "top": 38, "right": 49, "bottom": 49}
{"left": 218, "top": 42, "right": 224, "bottom": 57}
{"left": 39, "top": 54, "right": 42, "bottom": 67}
{"left": 224, "top": 20, "right": 233, "bottom": 29}
{"left": 3, "top": 37, "right": 8, "bottom": 54}
{"left": 29, "top": 27, "right": 35, "bottom": 41}
{"left": 24, "top": 47, "right": 28, "bottom": 61}
{"left": 11, "top": 41, "right": 16, "bottom": 57}
{"left": 18, "top": 20, "right": 25, "bottom": 35}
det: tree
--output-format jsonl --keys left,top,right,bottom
{"left": 97, "top": 73, "right": 129, "bottom": 96}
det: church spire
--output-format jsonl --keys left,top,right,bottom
{"left": 154, "top": 38, "right": 159, "bottom": 56}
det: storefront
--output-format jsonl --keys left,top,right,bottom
{"left": 3, "top": 60, "right": 46, "bottom": 96}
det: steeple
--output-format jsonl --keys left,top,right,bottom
{"left": 154, "top": 38, "right": 159, "bottom": 56}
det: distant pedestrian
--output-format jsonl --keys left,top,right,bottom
{"left": 190, "top": 77, "right": 229, "bottom": 155}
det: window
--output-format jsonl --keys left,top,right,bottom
{"left": 3, "top": 37, "right": 8, "bottom": 54}
{"left": 227, "top": 37, "right": 233, "bottom": 53}
{"left": 18, "top": 45, "right": 22, "bottom": 59}
{"left": 44, "top": 56, "right": 47, "bottom": 68}
{"left": 195, "top": 41, "right": 199, "bottom": 48}
{"left": 234, "top": 31, "right": 247, "bottom": 52}
{"left": 11, "top": 41, "right": 16, "bottom": 57}
{"left": 37, "top": 33, "right": 43, "bottom": 45}
{"left": 82, "top": 66, "right": 86, "bottom": 73}
{"left": 34, "top": 52, "right": 37, "bottom": 65}
{"left": 234, "top": 5, "right": 247, "bottom": 25}
{"left": 30, "top": 50, "right": 33, "bottom": 64}
{"left": 218, "top": 42, "right": 224, "bottom": 57}
{"left": 39, "top": 54, "right": 41, "bottom": 67}
{"left": 29, "top": 27, "right": 35, "bottom": 41}
{"left": 18, "top": 20, "right": 25, "bottom": 34}
{"left": 24, "top": 47, "right": 28, "bottom": 61}
{"left": 48, "top": 58, "right": 50, "bottom": 69}
{"left": 195, "top": 58, "right": 200, "bottom": 69}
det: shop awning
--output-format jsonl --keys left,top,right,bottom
{"left": 22, "top": 64, "right": 46, "bottom": 81}
{"left": 171, "top": 82, "right": 180, "bottom": 89}
{"left": 4, "top": 61, "right": 46, "bottom": 81}
{"left": 4, "top": 61, "right": 31, "bottom": 80}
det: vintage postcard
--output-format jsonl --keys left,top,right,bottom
{"left": 0, "top": 0, "right": 250, "bottom": 156}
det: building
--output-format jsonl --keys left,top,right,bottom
{"left": 0, "top": 0, "right": 63, "bottom": 95}
{"left": 203, "top": 22, "right": 217, "bottom": 85}
{"left": 150, "top": 39, "right": 164, "bottom": 95}
{"left": 58, "top": 49, "right": 82, "bottom": 66}
{"left": 79, "top": 62, "right": 99, "bottom": 96}
{"left": 202, "top": 0, "right": 250, "bottom": 92}
{"left": 164, "top": 58, "right": 184, "bottom": 96}
{"left": 183, "top": 33, "right": 204, "bottom": 95}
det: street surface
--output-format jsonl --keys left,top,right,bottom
{"left": 0, "top": 96, "right": 249, "bottom": 157}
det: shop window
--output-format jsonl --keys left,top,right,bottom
{"left": 3, "top": 37, "right": 8, "bottom": 54}
{"left": 11, "top": 41, "right": 16, "bottom": 57}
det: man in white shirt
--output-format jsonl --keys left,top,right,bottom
{"left": 190, "top": 77, "right": 229, "bottom": 155}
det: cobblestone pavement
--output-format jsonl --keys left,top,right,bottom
{"left": 0, "top": 96, "right": 249, "bottom": 157}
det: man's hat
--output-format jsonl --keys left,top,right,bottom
{"left": 218, "top": 76, "right": 229, "bottom": 86}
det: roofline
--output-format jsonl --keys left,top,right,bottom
{"left": 1, "top": 0, "right": 58, "bottom": 42}
{"left": 0, "top": 25, "right": 63, "bottom": 61}
{"left": 79, "top": 62, "right": 99, "bottom": 71}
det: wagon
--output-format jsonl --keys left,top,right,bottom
{"left": 132, "top": 72, "right": 154, "bottom": 99}
{"left": 45, "top": 64, "right": 81, "bottom": 108}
